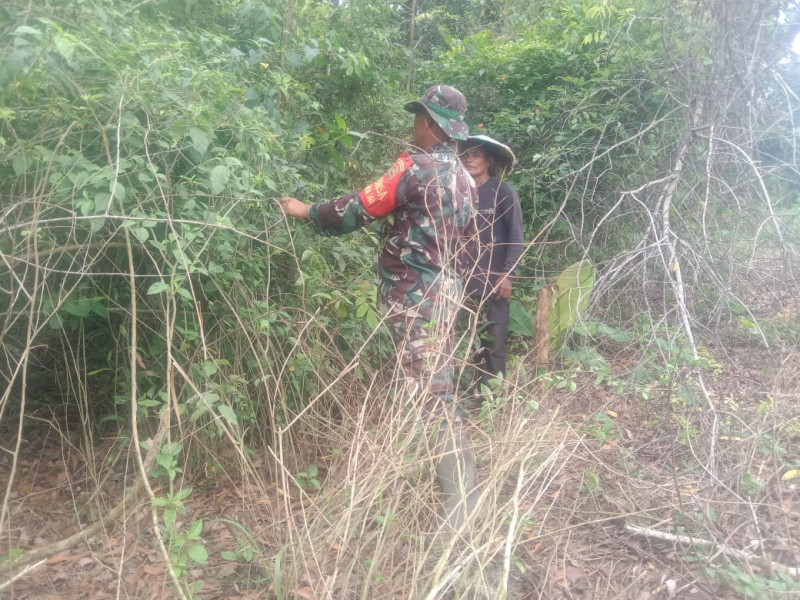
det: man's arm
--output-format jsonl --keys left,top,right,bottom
{"left": 278, "top": 190, "right": 376, "bottom": 236}
{"left": 495, "top": 182, "right": 524, "bottom": 300}
{"left": 500, "top": 182, "right": 524, "bottom": 275}
{"left": 278, "top": 153, "right": 414, "bottom": 236}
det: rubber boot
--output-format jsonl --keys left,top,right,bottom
{"left": 434, "top": 421, "right": 479, "bottom": 537}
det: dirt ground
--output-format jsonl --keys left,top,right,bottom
{"left": 1, "top": 344, "right": 799, "bottom": 599}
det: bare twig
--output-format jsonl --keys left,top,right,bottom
{"left": 625, "top": 523, "right": 799, "bottom": 577}
{"left": 0, "top": 559, "right": 46, "bottom": 591}
{"left": 0, "top": 411, "right": 170, "bottom": 578}
{"left": 124, "top": 224, "right": 188, "bottom": 600}
{"left": 656, "top": 97, "right": 719, "bottom": 474}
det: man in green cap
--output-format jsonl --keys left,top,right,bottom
{"left": 278, "top": 84, "right": 479, "bottom": 534}
{"left": 460, "top": 134, "right": 524, "bottom": 396}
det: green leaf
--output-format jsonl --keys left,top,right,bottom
{"left": 163, "top": 508, "right": 176, "bottom": 529}
{"left": 147, "top": 281, "right": 170, "bottom": 295}
{"left": 187, "top": 519, "right": 203, "bottom": 538}
{"left": 217, "top": 404, "right": 238, "bottom": 426}
{"left": 171, "top": 118, "right": 190, "bottom": 138}
{"left": 63, "top": 300, "right": 91, "bottom": 318}
{"left": 14, "top": 25, "right": 42, "bottom": 37}
{"left": 156, "top": 453, "right": 174, "bottom": 469}
{"left": 111, "top": 181, "right": 126, "bottom": 203}
{"left": 12, "top": 153, "right": 28, "bottom": 176}
{"left": 202, "top": 361, "right": 218, "bottom": 377}
{"left": 739, "top": 318, "right": 756, "bottom": 331}
{"left": 187, "top": 544, "right": 208, "bottom": 564}
{"left": 100, "top": 414, "right": 124, "bottom": 426}
{"left": 132, "top": 227, "right": 149, "bottom": 243}
{"left": 210, "top": 165, "right": 230, "bottom": 195}
{"left": 200, "top": 391, "right": 219, "bottom": 406}
{"left": 47, "top": 313, "right": 64, "bottom": 330}
{"left": 90, "top": 301, "right": 109, "bottom": 319}
{"left": 54, "top": 34, "right": 75, "bottom": 61}
{"left": 189, "top": 127, "right": 209, "bottom": 155}
{"left": 549, "top": 260, "right": 594, "bottom": 339}
{"left": 508, "top": 300, "right": 535, "bottom": 336}
{"left": 94, "top": 192, "right": 111, "bottom": 213}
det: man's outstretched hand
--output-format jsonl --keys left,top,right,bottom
{"left": 278, "top": 196, "right": 310, "bottom": 220}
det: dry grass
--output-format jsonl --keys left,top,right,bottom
{"left": 1, "top": 338, "right": 799, "bottom": 598}
{"left": 1, "top": 204, "right": 798, "bottom": 598}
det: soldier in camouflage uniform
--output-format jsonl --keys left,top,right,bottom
{"left": 278, "top": 85, "right": 479, "bottom": 534}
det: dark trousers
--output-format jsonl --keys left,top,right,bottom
{"left": 474, "top": 295, "right": 509, "bottom": 386}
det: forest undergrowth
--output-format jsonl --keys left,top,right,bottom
{"left": 2, "top": 326, "right": 799, "bottom": 599}
{"left": 2, "top": 0, "right": 800, "bottom": 598}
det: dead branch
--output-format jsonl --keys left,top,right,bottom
{"left": 656, "top": 97, "right": 719, "bottom": 474}
{"left": 0, "top": 243, "right": 128, "bottom": 270}
{"left": 124, "top": 217, "right": 188, "bottom": 600}
{"left": 0, "top": 408, "right": 170, "bottom": 578}
{"left": 625, "top": 523, "right": 799, "bottom": 577}
{"left": 0, "top": 559, "right": 46, "bottom": 592}
{"left": 0, "top": 479, "right": 144, "bottom": 578}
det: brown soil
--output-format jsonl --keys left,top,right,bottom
{"left": 2, "top": 346, "right": 799, "bottom": 599}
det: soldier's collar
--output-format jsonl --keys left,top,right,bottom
{"left": 430, "top": 142, "right": 455, "bottom": 154}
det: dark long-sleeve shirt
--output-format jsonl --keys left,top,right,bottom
{"left": 308, "top": 143, "right": 478, "bottom": 308}
{"left": 467, "top": 176, "right": 524, "bottom": 298}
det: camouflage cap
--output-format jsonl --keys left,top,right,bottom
{"left": 404, "top": 85, "right": 468, "bottom": 141}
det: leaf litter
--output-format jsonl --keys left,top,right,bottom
{"left": 1, "top": 345, "right": 798, "bottom": 599}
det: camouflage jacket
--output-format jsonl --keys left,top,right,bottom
{"left": 308, "top": 143, "right": 478, "bottom": 309}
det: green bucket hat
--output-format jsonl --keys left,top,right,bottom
{"left": 463, "top": 134, "right": 517, "bottom": 175}
{"left": 404, "top": 85, "right": 469, "bottom": 141}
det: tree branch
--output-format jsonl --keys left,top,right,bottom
{"left": 626, "top": 523, "right": 799, "bottom": 577}
{"left": 0, "top": 409, "right": 170, "bottom": 578}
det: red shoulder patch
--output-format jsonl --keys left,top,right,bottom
{"left": 359, "top": 152, "right": 413, "bottom": 217}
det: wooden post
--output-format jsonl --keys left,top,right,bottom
{"left": 533, "top": 283, "right": 555, "bottom": 367}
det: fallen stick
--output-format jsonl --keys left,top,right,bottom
{"left": 0, "top": 480, "right": 143, "bottom": 579}
{"left": 0, "top": 409, "right": 170, "bottom": 579}
{"left": 0, "top": 559, "right": 46, "bottom": 592}
{"left": 625, "top": 523, "right": 799, "bottom": 577}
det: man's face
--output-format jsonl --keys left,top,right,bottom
{"left": 413, "top": 111, "right": 430, "bottom": 148}
{"left": 461, "top": 145, "right": 491, "bottom": 180}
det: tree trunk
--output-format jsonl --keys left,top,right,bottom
{"left": 281, "top": 0, "right": 296, "bottom": 70}
{"left": 405, "top": 0, "right": 417, "bottom": 92}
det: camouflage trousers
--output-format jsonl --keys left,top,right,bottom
{"left": 381, "top": 292, "right": 459, "bottom": 407}
{"left": 382, "top": 284, "right": 478, "bottom": 536}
